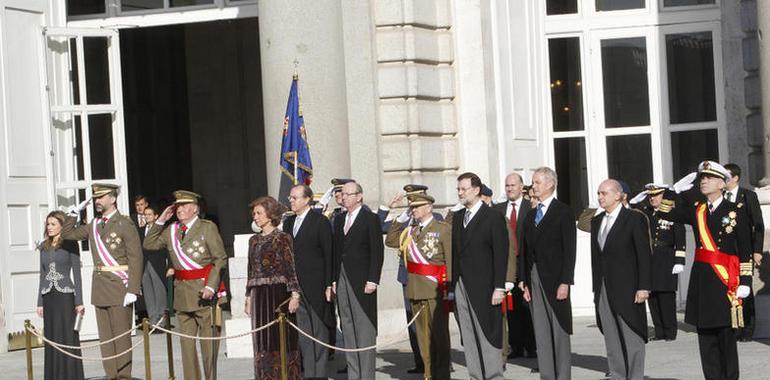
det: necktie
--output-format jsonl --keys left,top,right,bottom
{"left": 179, "top": 223, "right": 188, "bottom": 239}
{"left": 725, "top": 191, "right": 733, "bottom": 203}
{"left": 293, "top": 217, "right": 302, "bottom": 237}
{"left": 534, "top": 203, "right": 544, "bottom": 225}
{"left": 463, "top": 210, "right": 471, "bottom": 228}
{"left": 99, "top": 217, "right": 108, "bottom": 229}
{"left": 708, "top": 203, "right": 714, "bottom": 214}
{"left": 344, "top": 213, "right": 353, "bottom": 235}
{"left": 509, "top": 202, "right": 518, "bottom": 256}
{"left": 599, "top": 214, "right": 612, "bottom": 250}
{"left": 413, "top": 223, "right": 422, "bottom": 237}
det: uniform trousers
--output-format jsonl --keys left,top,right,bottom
{"left": 94, "top": 305, "right": 134, "bottom": 379}
{"left": 696, "top": 326, "right": 739, "bottom": 380}
{"left": 177, "top": 307, "right": 217, "bottom": 380}
{"left": 411, "top": 298, "right": 451, "bottom": 379}
{"left": 648, "top": 291, "right": 677, "bottom": 340}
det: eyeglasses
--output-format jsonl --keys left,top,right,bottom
{"left": 341, "top": 192, "right": 361, "bottom": 197}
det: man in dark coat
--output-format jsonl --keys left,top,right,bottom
{"left": 284, "top": 184, "right": 334, "bottom": 379}
{"left": 518, "top": 166, "right": 576, "bottom": 380}
{"left": 332, "top": 181, "right": 384, "bottom": 380}
{"left": 592, "top": 179, "right": 652, "bottom": 379}
{"left": 635, "top": 184, "right": 686, "bottom": 341}
{"left": 660, "top": 161, "right": 753, "bottom": 380}
{"left": 451, "top": 172, "right": 509, "bottom": 379}
{"left": 724, "top": 163, "right": 764, "bottom": 342}
{"left": 492, "top": 172, "right": 537, "bottom": 359}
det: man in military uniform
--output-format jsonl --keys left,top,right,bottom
{"left": 144, "top": 190, "right": 228, "bottom": 380}
{"left": 62, "top": 183, "right": 143, "bottom": 380}
{"left": 386, "top": 192, "right": 452, "bottom": 380}
{"left": 660, "top": 161, "right": 752, "bottom": 379}
{"left": 632, "top": 184, "right": 686, "bottom": 341}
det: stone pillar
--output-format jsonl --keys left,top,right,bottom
{"left": 258, "top": 1, "right": 351, "bottom": 196}
{"left": 758, "top": 0, "right": 770, "bottom": 185}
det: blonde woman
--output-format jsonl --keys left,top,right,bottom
{"left": 37, "top": 210, "right": 85, "bottom": 380}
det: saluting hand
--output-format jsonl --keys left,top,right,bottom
{"left": 158, "top": 205, "right": 175, "bottom": 224}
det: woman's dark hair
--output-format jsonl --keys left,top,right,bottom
{"left": 249, "top": 196, "right": 286, "bottom": 227}
{"left": 42, "top": 210, "right": 67, "bottom": 250}
{"left": 144, "top": 204, "right": 160, "bottom": 216}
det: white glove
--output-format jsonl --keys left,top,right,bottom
{"left": 318, "top": 186, "right": 335, "bottom": 207}
{"left": 505, "top": 282, "right": 515, "bottom": 292}
{"left": 736, "top": 285, "right": 751, "bottom": 299}
{"left": 66, "top": 197, "right": 92, "bottom": 216}
{"left": 450, "top": 202, "right": 464, "bottom": 212}
{"left": 122, "top": 293, "right": 137, "bottom": 307}
{"left": 396, "top": 209, "right": 411, "bottom": 224}
{"left": 671, "top": 264, "right": 684, "bottom": 275}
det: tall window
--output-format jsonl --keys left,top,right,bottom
{"left": 544, "top": 0, "right": 723, "bottom": 214}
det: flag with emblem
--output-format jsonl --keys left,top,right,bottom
{"left": 278, "top": 74, "right": 313, "bottom": 203}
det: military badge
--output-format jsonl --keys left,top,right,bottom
{"left": 193, "top": 241, "right": 200, "bottom": 247}
{"left": 737, "top": 202, "right": 744, "bottom": 208}
{"left": 722, "top": 212, "right": 737, "bottom": 234}
{"left": 110, "top": 232, "right": 117, "bottom": 238}
{"left": 198, "top": 246, "right": 206, "bottom": 254}
{"left": 187, "top": 248, "right": 194, "bottom": 254}
{"left": 115, "top": 237, "right": 122, "bottom": 244}
{"left": 421, "top": 232, "right": 438, "bottom": 259}
{"left": 110, "top": 244, "right": 117, "bottom": 250}
{"left": 193, "top": 251, "right": 200, "bottom": 258}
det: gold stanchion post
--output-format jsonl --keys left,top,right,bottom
{"left": 142, "top": 318, "right": 152, "bottom": 380}
{"left": 278, "top": 312, "right": 288, "bottom": 380}
{"left": 24, "top": 319, "right": 33, "bottom": 380}
{"left": 165, "top": 312, "right": 176, "bottom": 380}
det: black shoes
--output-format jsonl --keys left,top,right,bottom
{"left": 407, "top": 366, "right": 425, "bottom": 374}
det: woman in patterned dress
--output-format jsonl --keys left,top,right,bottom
{"left": 37, "top": 210, "right": 85, "bottom": 380}
{"left": 245, "top": 196, "right": 301, "bottom": 379}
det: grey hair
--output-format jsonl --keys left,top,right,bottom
{"left": 533, "top": 166, "right": 558, "bottom": 188}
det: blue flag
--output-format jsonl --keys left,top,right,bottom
{"left": 279, "top": 76, "right": 313, "bottom": 200}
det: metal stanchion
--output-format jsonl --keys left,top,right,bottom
{"left": 164, "top": 311, "right": 176, "bottom": 380}
{"left": 142, "top": 318, "right": 152, "bottom": 380}
{"left": 278, "top": 312, "right": 288, "bottom": 380}
{"left": 24, "top": 319, "right": 33, "bottom": 380}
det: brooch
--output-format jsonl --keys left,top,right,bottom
{"left": 421, "top": 232, "right": 438, "bottom": 259}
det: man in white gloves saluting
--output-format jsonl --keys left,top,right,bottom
{"left": 658, "top": 161, "right": 753, "bottom": 380}
{"left": 62, "top": 183, "right": 144, "bottom": 380}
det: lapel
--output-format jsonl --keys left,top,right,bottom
{"left": 343, "top": 207, "right": 366, "bottom": 243}
{"left": 417, "top": 219, "right": 435, "bottom": 240}
{"left": 295, "top": 211, "right": 313, "bottom": 240}
{"left": 183, "top": 219, "right": 202, "bottom": 246}
{"left": 592, "top": 211, "right": 604, "bottom": 246}
{"left": 707, "top": 201, "right": 726, "bottom": 234}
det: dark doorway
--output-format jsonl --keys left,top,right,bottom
{"left": 120, "top": 17, "right": 266, "bottom": 254}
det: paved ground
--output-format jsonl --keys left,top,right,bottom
{"left": 3, "top": 314, "right": 769, "bottom": 379}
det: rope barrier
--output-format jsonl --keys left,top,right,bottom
{"left": 152, "top": 319, "right": 279, "bottom": 341}
{"left": 26, "top": 316, "right": 165, "bottom": 362}
{"left": 28, "top": 315, "right": 166, "bottom": 351}
{"left": 287, "top": 304, "right": 425, "bottom": 352}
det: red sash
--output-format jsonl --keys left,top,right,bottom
{"left": 174, "top": 264, "right": 227, "bottom": 297}
{"left": 407, "top": 261, "right": 451, "bottom": 312}
{"left": 694, "top": 204, "right": 739, "bottom": 293}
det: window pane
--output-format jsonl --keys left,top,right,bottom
{"left": 601, "top": 37, "right": 649, "bottom": 128}
{"left": 45, "top": 37, "right": 81, "bottom": 106}
{"left": 549, "top": 38, "right": 584, "bottom": 132}
{"left": 606, "top": 134, "right": 653, "bottom": 193}
{"left": 83, "top": 37, "right": 111, "bottom": 105}
{"left": 67, "top": 0, "right": 105, "bottom": 17}
{"left": 666, "top": 32, "right": 716, "bottom": 124}
{"left": 547, "top": 0, "right": 578, "bottom": 15}
{"left": 122, "top": 0, "right": 164, "bottom": 12}
{"left": 671, "top": 129, "right": 719, "bottom": 180}
{"left": 596, "top": 0, "right": 645, "bottom": 11}
{"left": 664, "top": 0, "right": 715, "bottom": 6}
{"left": 170, "top": 0, "right": 214, "bottom": 6}
{"left": 88, "top": 114, "right": 116, "bottom": 180}
{"left": 554, "top": 137, "right": 589, "bottom": 218}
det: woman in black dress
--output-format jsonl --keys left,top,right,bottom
{"left": 37, "top": 210, "right": 85, "bottom": 380}
{"left": 245, "top": 196, "right": 301, "bottom": 380}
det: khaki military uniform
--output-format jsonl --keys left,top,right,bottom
{"left": 62, "top": 211, "right": 143, "bottom": 380}
{"left": 386, "top": 219, "right": 452, "bottom": 380}
{"left": 144, "top": 217, "right": 228, "bottom": 380}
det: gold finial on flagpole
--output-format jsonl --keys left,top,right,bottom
{"left": 293, "top": 58, "right": 299, "bottom": 80}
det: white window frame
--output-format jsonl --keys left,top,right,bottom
{"left": 657, "top": 20, "right": 726, "bottom": 181}
{"left": 66, "top": 0, "right": 257, "bottom": 28}
{"left": 42, "top": 27, "right": 129, "bottom": 229}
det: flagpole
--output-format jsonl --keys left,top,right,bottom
{"left": 293, "top": 151, "right": 299, "bottom": 185}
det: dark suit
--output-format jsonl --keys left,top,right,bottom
{"left": 493, "top": 199, "right": 537, "bottom": 358}
{"left": 638, "top": 205, "right": 686, "bottom": 340}
{"left": 519, "top": 197, "right": 576, "bottom": 380}
{"left": 284, "top": 209, "right": 333, "bottom": 378}
{"left": 591, "top": 207, "right": 652, "bottom": 379}
{"left": 728, "top": 187, "right": 764, "bottom": 340}
{"left": 451, "top": 202, "right": 509, "bottom": 379}
{"left": 332, "top": 206, "right": 384, "bottom": 379}
{"left": 138, "top": 224, "right": 168, "bottom": 324}
{"left": 663, "top": 198, "right": 752, "bottom": 380}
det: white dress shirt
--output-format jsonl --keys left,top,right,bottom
{"left": 504, "top": 196, "right": 523, "bottom": 220}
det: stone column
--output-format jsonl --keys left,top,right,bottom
{"left": 758, "top": 0, "right": 770, "bottom": 185}
{"left": 258, "top": 1, "right": 351, "bottom": 196}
